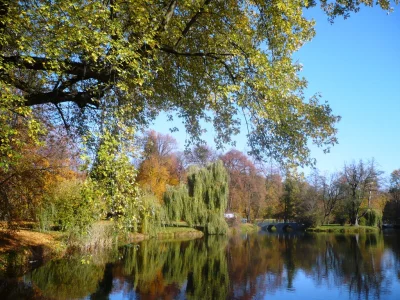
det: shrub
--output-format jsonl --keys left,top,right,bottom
{"left": 37, "top": 179, "right": 100, "bottom": 235}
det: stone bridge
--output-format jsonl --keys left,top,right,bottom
{"left": 258, "top": 221, "right": 305, "bottom": 232}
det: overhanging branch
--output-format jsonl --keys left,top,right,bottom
{"left": 1, "top": 55, "right": 116, "bottom": 83}
{"left": 160, "top": 45, "right": 232, "bottom": 58}
{"left": 26, "top": 90, "right": 100, "bottom": 108}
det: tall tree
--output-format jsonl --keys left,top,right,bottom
{"left": 184, "top": 145, "right": 217, "bottom": 167}
{"left": 0, "top": 120, "right": 80, "bottom": 226}
{"left": 321, "top": 172, "right": 345, "bottom": 224}
{"left": 137, "top": 131, "right": 180, "bottom": 201}
{"left": 142, "top": 130, "right": 178, "bottom": 159}
{"left": 247, "top": 172, "right": 267, "bottom": 221}
{"left": 6, "top": 0, "right": 391, "bottom": 167}
{"left": 342, "top": 159, "right": 382, "bottom": 226}
{"left": 281, "top": 173, "right": 303, "bottom": 223}
{"left": 389, "top": 169, "right": 400, "bottom": 202}
{"left": 264, "top": 172, "right": 284, "bottom": 219}
{"left": 297, "top": 171, "right": 324, "bottom": 226}
{"left": 221, "top": 149, "right": 266, "bottom": 221}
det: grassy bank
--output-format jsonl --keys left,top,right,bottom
{"left": 229, "top": 223, "right": 259, "bottom": 235}
{"left": 156, "top": 226, "right": 204, "bottom": 240}
{"left": 306, "top": 224, "right": 379, "bottom": 233}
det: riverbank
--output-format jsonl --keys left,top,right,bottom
{"left": 306, "top": 224, "right": 379, "bottom": 233}
{"left": 0, "top": 221, "right": 204, "bottom": 277}
{"left": 0, "top": 229, "right": 66, "bottom": 277}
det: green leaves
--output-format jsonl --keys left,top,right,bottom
{"left": 2, "top": 0, "right": 395, "bottom": 172}
{"left": 165, "top": 161, "right": 229, "bottom": 234}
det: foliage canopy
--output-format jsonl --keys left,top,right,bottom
{"left": 2, "top": 0, "right": 394, "bottom": 166}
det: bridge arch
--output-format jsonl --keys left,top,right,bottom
{"left": 282, "top": 224, "right": 293, "bottom": 232}
{"left": 259, "top": 221, "right": 304, "bottom": 232}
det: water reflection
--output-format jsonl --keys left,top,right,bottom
{"left": 0, "top": 232, "right": 399, "bottom": 299}
{"left": 105, "top": 237, "right": 229, "bottom": 300}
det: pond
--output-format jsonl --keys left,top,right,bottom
{"left": 1, "top": 231, "right": 399, "bottom": 299}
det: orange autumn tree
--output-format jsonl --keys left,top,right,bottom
{"left": 0, "top": 115, "right": 81, "bottom": 228}
{"left": 264, "top": 172, "right": 284, "bottom": 219}
{"left": 137, "top": 131, "right": 180, "bottom": 202}
{"left": 220, "top": 149, "right": 266, "bottom": 221}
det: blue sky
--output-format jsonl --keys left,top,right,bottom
{"left": 151, "top": 5, "right": 400, "bottom": 176}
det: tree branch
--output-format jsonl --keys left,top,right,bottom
{"left": 54, "top": 103, "right": 70, "bottom": 131}
{"left": 161, "top": 0, "right": 178, "bottom": 32}
{"left": 1, "top": 55, "right": 115, "bottom": 83}
{"left": 25, "top": 90, "right": 100, "bottom": 108}
{"left": 175, "top": 0, "right": 212, "bottom": 47}
{"left": 160, "top": 45, "right": 232, "bottom": 58}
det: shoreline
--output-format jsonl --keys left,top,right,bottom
{"left": 0, "top": 223, "right": 205, "bottom": 278}
{"left": 0, "top": 222, "right": 386, "bottom": 278}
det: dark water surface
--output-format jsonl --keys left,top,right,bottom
{"left": 1, "top": 231, "right": 399, "bottom": 299}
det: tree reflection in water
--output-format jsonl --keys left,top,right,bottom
{"left": 1, "top": 232, "right": 399, "bottom": 299}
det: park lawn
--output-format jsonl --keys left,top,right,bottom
{"left": 229, "top": 223, "right": 259, "bottom": 235}
{"left": 240, "top": 223, "right": 259, "bottom": 233}
{"left": 306, "top": 224, "right": 379, "bottom": 233}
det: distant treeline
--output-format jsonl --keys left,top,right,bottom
{"left": 1, "top": 128, "right": 399, "bottom": 240}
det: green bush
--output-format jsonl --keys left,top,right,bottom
{"left": 37, "top": 179, "right": 99, "bottom": 235}
{"left": 359, "top": 217, "right": 367, "bottom": 226}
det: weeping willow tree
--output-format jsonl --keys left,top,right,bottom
{"left": 163, "top": 184, "right": 189, "bottom": 224}
{"left": 188, "top": 161, "right": 229, "bottom": 234}
{"left": 164, "top": 161, "right": 229, "bottom": 235}
{"left": 137, "top": 193, "right": 168, "bottom": 235}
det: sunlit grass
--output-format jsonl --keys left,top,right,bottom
{"left": 307, "top": 225, "right": 379, "bottom": 233}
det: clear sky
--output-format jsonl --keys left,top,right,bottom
{"left": 151, "top": 5, "right": 400, "bottom": 177}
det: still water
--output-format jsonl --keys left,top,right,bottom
{"left": 1, "top": 231, "right": 400, "bottom": 299}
